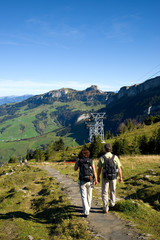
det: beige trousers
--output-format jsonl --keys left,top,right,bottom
{"left": 79, "top": 180, "right": 93, "bottom": 215}
{"left": 102, "top": 178, "right": 117, "bottom": 211}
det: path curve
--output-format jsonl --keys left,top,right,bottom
{"left": 42, "top": 165, "right": 141, "bottom": 240}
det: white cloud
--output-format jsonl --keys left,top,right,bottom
{"left": 104, "top": 15, "right": 139, "bottom": 42}
{"left": 26, "top": 17, "right": 82, "bottom": 39}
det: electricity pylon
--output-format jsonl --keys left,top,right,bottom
{"left": 85, "top": 113, "right": 106, "bottom": 142}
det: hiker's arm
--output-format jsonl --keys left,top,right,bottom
{"left": 118, "top": 167, "right": 122, "bottom": 182}
{"left": 74, "top": 163, "right": 79, "bottom": 171}
{"left": 92, "top": 164, "right": 97, "bottom": 185}
{"left": 97, "top": 167, "right": 101, "bottom": 183}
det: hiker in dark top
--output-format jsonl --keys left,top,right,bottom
{"left": 74, "top": 147, "right": 97, "bottom": 217}
{"left": 97, "top": 143, "right": 122, "bottom": 213}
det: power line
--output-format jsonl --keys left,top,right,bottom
{"left": 137, "top": 64, "right": 160, "bottom": 82}
{"left": 146, "top": 70, "right": 160, "bottom": 80}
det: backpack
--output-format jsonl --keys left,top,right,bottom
{"left": 79, "top": 157, "right": 93, "bottom": 182}
{"left": 102, "top": 155, "right": 118, "bottom": 180}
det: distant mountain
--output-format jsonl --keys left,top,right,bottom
{"left": 105, "top": 76, "right": 160, "bottom": 133}
{"left": 0, "top": 95, "right": 33, "bottom": 106}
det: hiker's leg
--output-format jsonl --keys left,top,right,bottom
{"left": 109, "top": 179, "right": 117, "bottom": 207}
{"left": 86, "top": 182, "right": 93, "bottom": 210}
{"left": 79, "top": 181, "right": 90, "bottom": 215}
{"left": 102, "top": 178, "right": 109, "bottom": 212}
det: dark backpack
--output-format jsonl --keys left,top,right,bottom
{"left": 102, "top": 155, "right": 118, "bottom": 180}
{"left": 79, "top": 157, "right": 93, "bottom": 182}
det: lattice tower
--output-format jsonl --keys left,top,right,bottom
{"left": 85, "top": 113, "right": 106, "bottom": 142}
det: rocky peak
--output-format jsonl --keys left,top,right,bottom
{"left": 86, "top": 85, "right": 99, "bottom": 91}
{"left": 107, "top": 76, "right": 160, "bottom": 104}
{"left": 48, "top": 88, "right": 70, "bottom": 98}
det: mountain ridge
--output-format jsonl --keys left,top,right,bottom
{"left": 27, "top": 84, "right": 109, "bottom": 106}
{"left": 0, "top": 95, "right": 33, "bottom": 106}
{"left": 107, "top": 76, "right": 160, "bottom": 104}
{"left": 105, "top": 76, "right": 160, "bottom": 134}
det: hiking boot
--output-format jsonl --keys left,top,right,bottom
{"left": 103, "top": 210, "right": 108, "bottom": 213}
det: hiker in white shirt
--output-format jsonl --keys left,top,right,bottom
{"left": 97, "top": 143, "right": 122, "bottom": 213}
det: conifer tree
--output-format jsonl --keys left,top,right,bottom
{"left": 112, "top": 138, "right": 129, "bottom": 155}
{"left": 131, "top": 137, "right": 140, "bottom": 154}
{"left": 89, "top": 135, "right": 104, "bottom": 158}
{"left": 33, "top": 149, "right": 45, "bottom": 162}
{"left": 138, "top": 135, "right": 148, "bottom": 154}
{"left": 105, "top": 130, "right": 112, "bottom": 139}
{"left": 155, "top": 128, "right": 160, "bottom": 154}
{"left": 148, "top": 131, "right": 157, "bottom": 154}
{"left": 53, "top": 138, "right": 65, "bottom": 151}
{"left": 45, "top": 143, "right": 55, "bottom": 161}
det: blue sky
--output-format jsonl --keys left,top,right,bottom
{"left": 0, "top": 0, "right": 160, "bottom": 96}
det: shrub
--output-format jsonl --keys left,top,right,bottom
{"left": 114, "top": 199, "right": 139, "bottom": 213}
{"left": 112, "top": 138, "right": 130, "bottom": 155}
{"left": 8, "top": 156, "right": 18, "bottom": 163}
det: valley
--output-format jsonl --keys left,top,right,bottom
{"left": 0, "top": 77, "right": 160, "bottom": 162}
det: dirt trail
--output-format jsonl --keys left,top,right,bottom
{"left": 41, "top": 165, "right": 141, "bottom": 240}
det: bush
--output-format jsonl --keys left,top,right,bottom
{"left": 144, "top": 115, "right": 160, "bottom": 125}
{"left": 114, "top": 200, "right": 139, "bottom": 212}
{"left": 112, "top": 138, "right": 130, "bottom": 155}
{"left": 8, "top": 156, "right": 18, "bottom": 163}
{"left": 33, "top": 149, "right": 45, "bottom": 162}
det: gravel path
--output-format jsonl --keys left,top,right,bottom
{"left": 41, "top": 165, "right": 142, "bottom": 240}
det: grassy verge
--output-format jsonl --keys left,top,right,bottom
{"left": 0, "top": 163, "right": 96, "bottom": 240}
{"left": 52, "top": 155, "right": 160, "bottom": 240}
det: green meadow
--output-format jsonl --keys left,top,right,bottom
{"left": 0, "top": 163, "right": 96, "bottom": 240}
{"left": 0, "top": 132, "right": 79, "bottom": 163}
{"left": 0, "top": 101, "right": 105, "bottom": 162}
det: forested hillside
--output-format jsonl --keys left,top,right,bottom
{"left": 105, "top": 76, "right": 160, "bottom": 134}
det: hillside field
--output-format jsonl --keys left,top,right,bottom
{"left": 0, "top": 100, "right": 105, "bottom": 162}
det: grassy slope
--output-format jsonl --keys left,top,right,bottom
{"left": 0, "top": 132, "right": 79, "bottom": 163}
{"left": 0, "top": 163, "right": 96, "bottom": 240}
{"left": 0, "top": 101, "right": 105, "bottom": 162}
{"left": 116, "top": 121, "right": 160, "bottom": 142}
{"left": 105, "top": 121, "right": 160, "bottom": 148}
{"left": 53, "top": 155, "right": 160, "bottom": 240}
{"left": 0, "top": 101, "right": 105, "bottom": 141}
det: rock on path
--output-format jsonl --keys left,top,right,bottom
{"left": 42, "top": 165, "right": 140, "bottom": 240}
